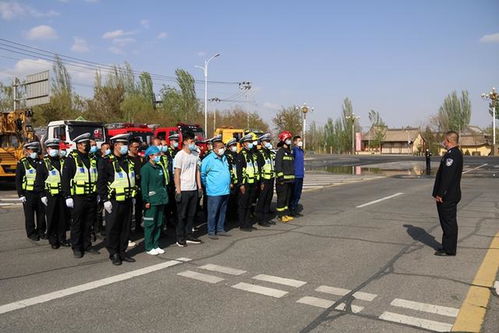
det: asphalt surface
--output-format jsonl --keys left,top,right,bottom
{"left": 0, "top": 155, "right": 498, "bottom": 332}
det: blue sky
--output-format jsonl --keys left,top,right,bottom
{"left": 0, "top": 0, "right": 498, "bottom": 129}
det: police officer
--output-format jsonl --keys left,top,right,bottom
{"left": 275, "top": 131, "right": 295, "bottom": 223}
{"left": 432, "top": 131, "right": 463, "bottom": 256}
{"left": 255, "top": 133, "right": 275, "bottom": 226}
{"left": 61, "top": 133, "right": 100, "bottom": 258}
{"left": 236, "top": 134, "right": 258, "bottom": 232}
{"left": 97, "top": 134, "right": 137, "bottom": 265}
{"left": 35, "top": 139, "right": 69, "bottom": 249}
{"left": 16, "top": 141, "right": 46, "bottom": 241}
{"left": 224, "top": 138, "right": 239, "bottom": 223}
{"left": 425, "top": 149, "right": 432, "bottom": 175}
{"left": 248, "top": 133, "right": 261, "bottom": 219}
{"left": 165, "top": 134, "right": 180, "bottom": 225}
{"left": 128, "top": 138, "right": 144, "bottom": 234}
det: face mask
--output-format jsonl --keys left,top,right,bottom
{"left": 29, "top": 152, "right": 38, "bottom": 159}
{"left": 285, "top": 139, "right": 292, "bottom": 146}
{"left": 162, "top": 146, "right": 168, "bottom": 152}
{"left": 60, "top": 150, "right": 67, "bottom": 157}
{"left": 264, "top": 142, "right": 272, "bottom": 149}
{"left": 104, "top": 149, "right": 111, "bottom": 156}
{"left": 297, "top": 141, "right": 303, "bottom": 147}
{"left": 156, "top": 145, "right": 163, "bottom": 152}
{"left": 188, "top": 143, "right": 196, "bottom": 151}
{"left": 172, "top": 142, "right": 179, "bottom": 148}
{"left": 120, "top": 145, "right": 129, "bottom": 155}
{"left": 89, "top": 146, "right": 98, "bottom": 154}
{"left": 49, "top": 149, "right": 59, "bottom": 157}
{"left": 247, "top": 143, "right": 254, "bottom": 150}
{"left": 230, "top": 146, "right": 237, "bottom": 153}
{"left": 153, "top": 155, "right": 161, "bottom": 163}
{"left": 252, "top": 141, "right": 258, "bottom": 146}
{"left": 217, "top": 148, "right": 226, "bottom": 155}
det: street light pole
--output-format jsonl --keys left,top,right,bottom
{"left": 300, "top": 104, "right": 313, "bottom": 150}
{"left": 481, "top": 87, "right": 498, "bottom": 155}
{"left": 346, "top": 114, "right": 360, "bottom": 155}
{"left": 196, "top": 53, "right": 220, "bottom": 138}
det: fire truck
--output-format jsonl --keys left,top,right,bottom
{"left": 46, "top": 119, "right": 106, "bottom": 151}
{"left": 154, "top": 123, "right": 208, "bottom": 155}
{"left": 105, "top": 123, "right": 154, "bottom": 146}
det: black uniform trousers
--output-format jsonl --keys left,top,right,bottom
{"left": 95, "top": 201, "right": 104, "bottom": 235}
{"left": 436, "top": 201, "right": 458, "bottom": 255}
{"left": 227, "top": 186, "right": 239, "bottom": 222}
{"left": 71, "top": 195, "right": 96, "bottom": 251}
{"left": 106, "top": 199, "right": 132, "bottom": 258}
{"left": 238, "top": 184, "right": 256, "bottom": 228}
{"left": 23, "top": 191, "right": 46, "bottom": 238}
{"left": 275, "top": 182, "right": 293, "bottom": 217}
{"left": 46, "top": 195, "right": 67, "bottom": 245}
{"left": 256, "top": 179, "right": 274, "bottom": 222}
{"left": 133, "top": 193, "right": 143, "bottom": 232}
{"left": 176, "top": 190, "right": 198, "bottom": 241}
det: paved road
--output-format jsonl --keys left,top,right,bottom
{"left": 0, "top": 156, "right": 497, "bottom": 332}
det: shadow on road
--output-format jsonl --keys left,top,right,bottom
{"left": 403, "top": 224, "right": 441, "bottom": 250}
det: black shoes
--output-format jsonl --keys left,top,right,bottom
{"left": 268, "top": 220, "right": 276, "bottom": 225}
{"left": 85, "top": 248, "right": 100, "bottom": 255}
{"left": 186, "top": 237, "right": 202, "bottom": 244}
{"left": 39, "top": 233, "right": 47, "bottom": 240}
{"left": 258, "top": 222, "right": 271, "bottom": 227}
{"left": 176, "top": 240, "right": 187, "bottom": 247}
{"left": 240, "top": 227, "right": 252, "bottom": 232}
{"left": 51, "top": 244, "right": 60, "bottom": 249}
{"left": 28, "top": 234, "right": 40, "bottom": 241}
{"left": 208, "top": 234, "right": 219, "bottom": 240}
{"left": 434, "top": 249, "right": 456, "bottom": 256}
{"left": 73, "top": 250, "right": 83, "bottom": 258}
{"left": 121, "top": 256, "right": 136, "bottom": 263}
{"left": 111, "top": 254, "right": 122, "bottom": 265}
{"left": 60, "top": 240, "right": 71, "bottom": 247}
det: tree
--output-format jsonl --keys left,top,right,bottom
{"left": 272, "top": 105, "right": 302, "bottom": 135}
{"left": 368, "top": 109, "right": 387, "bottom": 152}
{"left": 0, "top": 82, "right": 13, "bottom": 112}
{"left": 208, "top": 107, "right": 269, "bottom": 134}
{"left": 437, "top": 90, "right": 471, "bottom": 133}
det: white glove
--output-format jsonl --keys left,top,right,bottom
{"left": 19, "top": 196, "right": 26, "bottom": 203}
{"left": 41, "top": 197, "right": 48, "bottom": 206}
{"left": 97, "top": 195, "right": 101, "bottom": 203}
{"left": 65, "top": 198, "right": 74, "bottom": 208}
{"left": 104, "top": 201, "right": 113, "bottom": 214}
{"left": 132, "top": 198, "right": 136, "bottom": 206}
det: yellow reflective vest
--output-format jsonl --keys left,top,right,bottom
{"left": 21, "top": 157, "right": 36, "bottom": 191}
{"left": 44, "top": 157, "right": 64, "bottom": 195}
{"left": 70, "top": 152, "right": 98, "bottom": 195}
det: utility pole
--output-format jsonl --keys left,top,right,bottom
{"left": 239, "top": 81, "right": 251, "bottom": 129}
{"left": 346, "top": 114, "right": 360, "bottom": 154}
{"left": 481, "top": 87, "right": 497, "bottom": 155}
{"left": 300, "top": 103, "right": 313, "bottom": 150}
{"left": 196, "top": 53, "right": 220, "bottom": 138}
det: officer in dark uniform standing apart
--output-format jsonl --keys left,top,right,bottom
{"left": 432, "top": 131, "right": 463, "bottom": 256}
{"left": 236, "top": 134, "right": 258, "bottom": 232}
{"left": 165, "top": 133, "right": 180, "bottom": 227}
{"left": 128, "top": 137, "right": 144, "bottom": 234}
{"left": 35, "top": 139, "right": 70, "bottom": 249}
{"left": 97, "top": 134, "right": 137, "bottom": 265}
{"left": 16, "top": 141, "right": 46, "bottom": 241}
{"left": 61, "top": 133, "right": 100, "bottom": 258}
{"left": 274, "top": 131, "right": 295, "bottom": 223}
{"left": 255, "top": 133, "right": 275, "bottom": 227}
{"left": 425, "top": 149, "right": 432, "bottom": 175}
{"left": 224, "top": 138, "right": 239, "bottom": 223}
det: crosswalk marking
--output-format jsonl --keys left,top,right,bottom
{"left": 177, "top": 271, "right": 224, "bottom": 284}
{"left": 176, "top": 257, "right": 192, "bottom": 262}
{"left": 199, "top": 264, "right": 246, "bottom": 276}
{"left": 379, "top": 311, "right": 453, "bottom": 332}
{"left": 296, "top": 296, "right": 364, "bottom": 313}
{"left": 390, "top": 298, "right": 459, "bottom": 317}
{"left": 315, "top": 285, "right": 377, "bottom": 302}
{"left": 231, "top": 282, "right": 288, "bottom": 298}
{"left": 252, "top": 274, "right": 307, "bottom": 288}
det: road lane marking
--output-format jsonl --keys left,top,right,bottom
{"left": 356, "top": 193, "right": 404, "bottom": 208}
{"left": 231, "top": 282, "right": 287, "bottom": 298}
{"left": 391, "top": 298, "right": 458, "bottom": 317}
{"left": 462, "top": 163, "right": 488, "bottom": 174}
{"left": 296, "top": 296, "right": 364, "bottom": 313}
{"left": 252, "top": 274, "right": 307, "bottom": 288}
{"left": 199, "top": 264, "right": 246, "bottom": 276}
{"left": 176, "top": 257, "right": 192, "bottom": 262}
{"left": 379, "top": 311, "right": 453, "bottom": 332}
{"left": 177, "top": 270, "right": 224, "bottom": 284}
{"left": 452, "top": 231, "right": 499, "bottom": 332}
{"left": 0, "top": 259, "right": 182, "bottom": 315}
{"left": 315, "top": 285, "right": 377, "bottom": 301}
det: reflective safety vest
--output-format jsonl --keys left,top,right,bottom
{"left": 276, "top": 153, "right": 295, "bottom": 181}
{"left": 252, "top": 151, "right": 261, "bottom": 181}
{"left": 241, "top": 150, "right": 257, "bottom": 184}
{"left": 259, "top": 149, "right": 275, "bottom": 180}
{"left": 158, "top": 155, "right": 170, "bottom": 185}
{"left": 70, "top": 152, "right": 98, "bottom": 195}
{"left": 44, "top": 157, "right": 64, "bottom": 195}
{"left": 225, "top": 152, "right": 238, "bottom": 184}
{"left": 108, "top": 157, "right": 136, "bottom": 201}
{"left": 21, "top": 157, "right": 37, "bottom": 191}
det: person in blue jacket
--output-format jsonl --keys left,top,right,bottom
{"left": 289, "top": 135, "right": 304, "bottom": 217}
{"left": 200, "top": 137, "right": 231, "bottom": 239}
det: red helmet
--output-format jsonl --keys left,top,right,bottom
{"left": 278, "top": 131, "right": 292, "bottom": 142}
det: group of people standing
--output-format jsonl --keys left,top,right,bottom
{"left": 15, "top": 129, "right": 305, "bottom": 265}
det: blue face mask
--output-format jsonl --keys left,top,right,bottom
{"left": 104, "top": 149, "right": 111, "bottom": 156}
{"left": 162, "top": 146, "right": 168, "bottom": 152}
{"left": 188, "top": 143, "right": 196, "bottom": 151}
{"left": 120, "top": 145, "right": 129, "bottom": 155}
{"left": 172, "top": 142, "right": 179, "bottom": 148}
{"left": 153, "top": 155, "right": 161, "bottom": 163}
{"left": 247, "top": 143, "right": 254, "bottom": 150}
{"left": 89, "top": 146, "right": 98, "bottom": 154}
{"left": 265, "top": 142, "right": 272, "bottom": 149}
{"left": 49, "top": 149, "right": 59, "bottom": 157}
{"left": 29, "top": 152, "right": 38, "bottom": 159}
{"left": 59, "top": 150, "right": 67, "bottom": 157}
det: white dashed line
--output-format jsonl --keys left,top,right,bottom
{"left": 462, "top": 163, "right": 488, "bottom": 174}
{"left": 0, "top": 259, "right": 182, "bottom": 315}
{"left": 390, "top": 298, "right": 459, "bottom": 317}
{"left": 356, "top": 193, "right": 404, "bottom": 208}
{"left": 296, "top": 296, "right": 364, "bottom": 313}
{"left": 315, "top": 285, "right": 377, "bottom": 302}
{"left": 231, "top": 282, "right": 288, "bottom": 298}
{"left": 379, "top": 311, "right": 453, "bottom": 332}
{"left": 175, "top": 257, "right": 192, "bottom": 262}
{"left": 177, "top": 270, "right": 224, "bottom": 284}
{"left": 252, "top": 274, "right": 307, "bottom": 288}
{"left": 199, "top": 264, "right": 246, "bottom": 276}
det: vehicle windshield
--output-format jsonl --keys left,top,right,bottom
{"left": 130, "top": 132, "right": 153, "bottom": 145}
{"left": 68, "top": 125, "right": 105, "bottom": 141}
{"left": 0, "top": 134, "right": 22, "bottom": 148}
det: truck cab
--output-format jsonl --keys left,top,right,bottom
{"left": 105, "top": 123, "right": 153, "bottom": 146}
{"left": 46, "top": 120, "right": 106, "bottom": 152}
{"left": 154, "top": 123, "right": 208, "bottom": 156}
